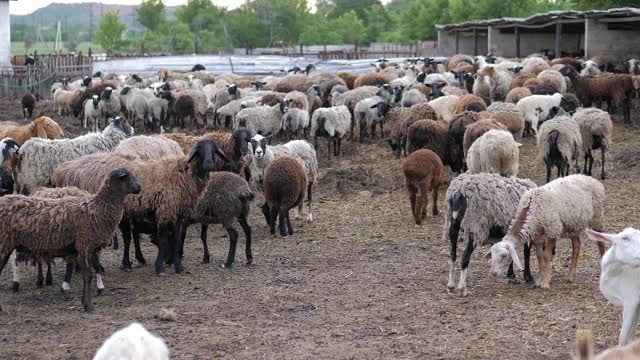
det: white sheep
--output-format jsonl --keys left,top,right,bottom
{"left": 489, "top": 174, "right": 606, "bottom": 289}
{"left": 586, "top": 228, "right": 640, "bottom": 346}
{"left": 536, "top": 115, "right": 582, "bottom": 183}
{"left": 310, "top": 105, "right": 351, "bottom": 160}
{"left": 445, "top": 173, "right": 537, "bottom": 296}
{"left": 282, "top": 108, "right": 310, "bottom": 140}
{"left": 581, "top": 60, "right": 601, "bottom": 76}
{"left": 572, "top": 107, "right": 613, "bottom": 180}
{"left": 235, "top": 101, "right": 287, "bottom": 138}
{"left": 93, "top": 323, "right": 169, "bottom": 360}
{"left": 83, "top": 95, "right": 101, "bottom": 131}
{"left": 467, "top": 129, "right": 520, "bottom": 177}
{"left": 353, "top": 95, "right": 387, "bottom": 143}
{"left": 428, "top": 95, "right": 460, "bottom": 123}
{"left": 400, "top": 88, "right": 427, "bottom": 107}
{"left": 516, "top": 92, "right": 564, "bottom": 136}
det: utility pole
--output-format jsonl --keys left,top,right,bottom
{"left": 89, "top": 3, "right": 93, "bottom": 43}
{"left": 54, "top": 18, "right": 62, "bottom": 52}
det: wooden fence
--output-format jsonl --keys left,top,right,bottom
{"left": 0, "top": 66, "right": 58, "bottom": 100}
{"left": 12, "top": 54, "right": 94, "bottom": 79}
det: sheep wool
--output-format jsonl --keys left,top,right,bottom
{"left": 467, "top": 129, "right": 520, "bottom": 177}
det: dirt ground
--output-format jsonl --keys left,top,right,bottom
{"left": 1, "top": 98, "right": 639, "bottom": 359}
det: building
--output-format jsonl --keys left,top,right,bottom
{"left": 0, "top": 0, "right": 15, "bottom": 67}
{"left": 436, "top": 8, "right": 640, "bottom": 59}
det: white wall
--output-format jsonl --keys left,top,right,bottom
{"left": 0, "top": 1, "right": 10, "bottom": 66}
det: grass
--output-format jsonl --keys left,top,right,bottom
{"left": 11, "top": 42, "right": 104, "bottom": 56}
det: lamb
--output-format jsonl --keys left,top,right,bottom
{"left": 17, "top": 117, "right": 134, "bottom": 194}
{"left": 53, "top": 88, "right": 80, "bottom": 117}
{"left": 486, "top": 102, "right": 525, "bottom": 137}
{"left": 114, "top": 135, "right": 184, "bottom": 160}
{"left": 462, "top": 120, "right": 508, "bottom": 158}
{"left": 383, "top": 102, "right": 437, "bottom": 159}
{"left": 261, "top": 156, "right": 307, "bottom": 237}
{"left": 537, "top": 115, "right": 582, "bottom": 183}
{"left": 282, "top": 107, "right": 310, "bottom": 140}
{"left": 147, "top": 96, "right": 169, "bottom": 133}
{"left": 572, "top": 108, "right": 613, "bottom": 180}
{"left": 477, "top": 67, "right": 513, "bottom": 102}
{"left": 446, "top": 173, "right": 537, "bottom": 296}
{"left": 93, "top": 323, "right": 169, "bottom": 360}
{"left": 575, "top": 328, "right": 640, "bottom": 359}
{"left": 354, "top": 95, "right": 387, "bottom": 143}
{"left": 21, "top": 93, "right": 39, "bottom": 119}
{"left": 467, "top": 129, "right": 519, "bottom": 177}
{"left": 83, "top": 95, "right": 102, "bottom": 131}
{"left": 98, "top": 86, "right": 122, "bottom": 122}
{"left": 126, "top": 92, "right": 151, "bottom": 131}
{"left": 585, "top": 228, "right": 640, "bottom": 347}
{"left": 406, "top": 120, "right": 450, "bottom": 163}
{"left": 0, "top": 168, "right": 141, "bottom": 312}
{"left": 402, "top": 149, "right": 445, "bottom": 225}
{"left": 310, "top": 105, "right": 351, "bottom": 160}
{"left": 235, "top": 101, "right": 287, "bottom": 138}
{"left": 428, "top": 95, "right": 460, "bottom": 123}
{"left": 489, "top": 174, "right": 606, "bottom": 290}
{"left": 158, "top": 91, "right": 196, "bottom": 129}
{"left": 183, "top": 172, "right": 254, "bottom": 267}
{"left": 560, "top": 65, "right": 635, "bottom": 126}
{"left": 516, "top": 93, "right": 568, "bottom": 136}
{"left": 505, "top": 87, "right": 531, "bottom": 104}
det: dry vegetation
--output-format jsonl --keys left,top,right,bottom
{"left": 0, "top": 98, "right": 639, "bottom": 359}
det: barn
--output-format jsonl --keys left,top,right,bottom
{"left": 436, "top": 8, "right": 640, "bottom": 60}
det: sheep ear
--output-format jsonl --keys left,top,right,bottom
{"left": 586, "top": 229, "right": 614, "bottom": 244}
{"left": 36, "top": 123, "right": 47, "bottom": 138}
{"left": 187, "top": 148, "right": 198, "bottom": 163}
{"left": 484, "top": 250, "right": 492, "bottom": 261}
{"left": 216, "top": 147, "right": 229, "bottom": 162}
{"left": 508, "top": 243, "right": 523, "bottom": 271}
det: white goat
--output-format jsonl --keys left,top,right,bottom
{"left": 586, "top": 228, "right": 640, "bottom": 347}
{"left": 93, "top": 323, "right": 169, "bottom": 360}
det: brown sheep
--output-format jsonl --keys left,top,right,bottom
{"left": 385, "top": 102, "right": 436, "bottom": 159}
{"left": 354, "top": 72, "right": 387, "bottom": 88}
{"left": 0, "top": 116, "right": 64, "bottom": 146}
{"left": 261, "top": 93, "right": 285, "bottom": 106}
{"left": 446, "top": 54, "right": 474, "bottom": 72}
{"left": 462, "top": 119, "right": 507, "bottom": 158}
{"left": 71, "top": 82, "right": 117, "bottom": 118}
{"left": 453, "top": 94, "right": 487, "bottom": 115}
{"left": 274, "top": 74, "right": 308, "bottom": 93}
{"left": 402, "top": 149, "right": 445, "bottom": 225}
{"left": 510, "top": 72, "right": 536, "bottom": 89}
{"left": 338, "top": 72, "right": 358, "bottom": 89}
{"left": 505, "top": 87, "right": 531, "bottom": 104}
{"left": 406, "top": 120, "right": 450, "bottom": 163}
{"left": 261, "top": 156, "right": 307, "bottom": 237}
{"left": 449, "top": 111, "right": 482, "bottom": 171}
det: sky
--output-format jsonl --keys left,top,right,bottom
{"left": 8, "top": 0, "right": 248, "bottom": 15}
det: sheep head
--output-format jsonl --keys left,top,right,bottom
{"left": 250, "top": 134, "right": 269, "bottom": 160}
{"left": 107, "top": 116, "right": 134, "bottom": 137}
{"left": 231, "top": 128, "right": 252, "bottom": 157}
{"left": 559, "top": 65, "right": 577, "bottom": 78}
{"left": 487, "top": 236, "right": 522, "bottom": 277}
{"left": 101, "top": 86, "right": 113, "bottom": 100}
{"left": 370, "top": 101, "right": 391, "bottom": 118}
{"left": 188, "top": 140, "right": 228, "bottom": 179}
{"left": 108, "top": 168, "right": 141, "bottom": 196}
{"left": 227, "top": 84, "right": 238, "bottom": 96}
{"left": 586, "top": 228, "right": 640, "bottom": 267}
{"left": 33, "top": 116, "right": 63, "bottom": 140}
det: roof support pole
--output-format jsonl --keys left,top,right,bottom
{"left": 515, "top": 27, "right": 520, "bottom": 58}
{"left": 455, "top": 31, "right": 459, "bottom": 54}
{"left": 555, "top": 22, "right": 562, "bottom": 59}
{"left": 473, "top": 28, "right": 478, "bottom": 56}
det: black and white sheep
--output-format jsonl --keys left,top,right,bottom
{"left": 536, "top": 115, "right": 583, "bottom": 183}
{"left": 310, "top": 105, "right": 351, "bottom": 160}
{"left": 572, "top": 107, "right": 613, "bottom": 180}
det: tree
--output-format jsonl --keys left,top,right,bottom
{"left": 137, "top": 0, "right": 166, "bottom": 31}
{"left": 247, "top": 0, "right": 310, "bottom": 46}
{"left": 333, "top": 10, "right": 367, "bottom": 44}
{"left": 315, "top": 0, "right": 335, "bottom": 17}
{"left": 365, "top": 3, "right": 391, "bottom": 43}
{"left": 94, "top": 11, "right": 127, "bottom": 54}
{"left": 299, "top": 14, "right": 341, "bottom": 45}
{"left": 175, "top": 0, "right": 226, "bottom": 53}
{"left": 331, "top": 0, "right": 382, "bottom": 23}
{"left": 226, "top": 7, "right": 269, "bottom": 48}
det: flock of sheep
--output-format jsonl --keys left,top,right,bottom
{"left": 1, "top": 51, "right": 640, "bottom": 359}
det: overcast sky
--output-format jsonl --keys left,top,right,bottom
{"left": 9, "top": 0, "right": 249, "bottom": 15}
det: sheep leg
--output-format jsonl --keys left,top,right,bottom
{"left": 45, "top": 260, "right": 53, "bottom": 286}
{"left": 523, "top": 243, "right": 534, "bottom": 283}
{"left": 62, "top": 261, "right": 73, "bottom": 293}
{"left": 327, "top": 139, "right": 332, "bottom": 160}
{"left": 80, "top": 262, "right": 94, "bottom": 312}
{"left": 198, "top": 224, "right": 210, "bottom": 264}
{"left": 457, "top": 233, "right": 476, "bottom": 297}
{"left": 431, "top": 185, "right": 439, "bottom": 216}
{"left": 623, "top": 97, "right": 632, "bottom": 127}
{"left": 619, "top": 302, "right": 640, "bottom": 346}
{"left": 238, "top": 215, "right": 253, "bottom": 265}
{"left": 112, "top": 234, "right": 118, "bottom": 250}
{"left": 36, "top": 261, "right": 44, "bottom": 288}
{"left": 9, "top": 250, "right": 19, "bottom": 292}
{"left": 407, "top": 184, "right": 417, "bottom": 223}
{"left": 285, "top": 210, "right": 294, "bottom": 236}
{"left": 155, "top": 227, "right": 169, "bottom": 276}
{"left": 278, "top": 208, "right": 288, "bottom": 237}
{"left": 337, "top": 138, "right": 342, "bottom": 157}
{"left": 414, "top": 188, "right": 426, "bottom": 225}
{"left": 583, "top": 153, "right": 589, "bottom": 175}
{"left": 540, "top": 239, "right": 555, "bottom": 289}
{"left": 92, "top": 253, "right": 105, "bottom": 296}
{"left": 379, "top": 120, "right": 384, "bottom": 138}
{"left": 600, "top": 145, "right": 606, "bottom": 180}
{"left": 447, "top": 232, "right": 458, "bottom": 294}
{"left": 133, "top": 230, "right": 147, "bottom": 266}
{"left": 269, "top": 206, "right": 278, "bottom": 235}
{"left": 568, "top": 236, "right": 581, "bottom": 282}
{"left": 223, "top": 225, "right": 239, "bottom": 268}
{"left": 534, "top": 243, "right": 546, "bottom": 288}
{"left": 119, "top": 220, "right": 134, "bottom": 271}
{"left": 544, "top": 159, "right": 552, "bottom": 183}
{"left": 172, "top": 223, "right": 184, "bottom": 274}
{"left": 306, "top": 183, "right": 313, "bottom": 223}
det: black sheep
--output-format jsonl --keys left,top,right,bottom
{"left": 21, "top": 93, "right": 40, "bottom": 119}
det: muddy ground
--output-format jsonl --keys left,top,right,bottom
{"left": 0, "top": 98, "right": 639, "bottom": 359}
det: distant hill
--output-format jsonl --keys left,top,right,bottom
{"left": 10, "top": 2, "right": 178, "bottom": 31}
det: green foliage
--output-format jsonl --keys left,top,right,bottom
{"left": 65, "top": 32, "right": 80, "bottom": 52}
{"left": 137, "top": 0, "right": 166, "bottom": 31}
{"left": 331, "top": 0, "right": 383, "bottom": 24}
{"left": 334, "top": 10, "right": 368, "bottom": 44}
{"left": 94, "top": 11, "right": 127, "bottom": 54}
{"left": 226, "top": 7, "right": 269, "bottom": 47}
{"left": 247, "top": 0, "right": 311, "bottom": 46}
{"left": 299, "top": 14, "right": 341, "bottom": 45}
{"left": 365, "top": 3, "right": 391, "bottom": 43}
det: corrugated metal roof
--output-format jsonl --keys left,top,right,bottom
{"left": 436, "top": 7, "right": 640, "bottom": 31}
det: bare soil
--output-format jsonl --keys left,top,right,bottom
{"left": 1, "top": 98, "right": 640, "bottom": 359}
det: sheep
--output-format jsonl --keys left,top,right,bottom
{"left": 478, "top": 67, "right": 513, "bottom": 102}
{"left": 472, "top": 73, "right": 491, "bottom": 105}
{"left": 0, "top": 166, "right": 13, "bottom": 196}
{"left": 98, "top": 86, "right": 122, "bottom": 123}
{"left": 0, "top": 116, "right": 64, "bottom": 146}
{"left": 21, "top": 93, "right": 39, "bottom": 120}
{"left": 216, "top": 97, "right": 259, "bottom": 129}
{"left": 235, "top": 101, "right": 287, "bottom": 138}
{"left": 505, "top": 87, "right": 531, "bottom": 104}
{"left": 383, "top": 102, "right": 437, "bottom": 159}
{"left": 560, "top": 65, "right": 635, "bottom": 126}
{"left": 310, "top": 105, "right": 351, "bottom": 160}
{"left": 93, "top": 323, "right": 169, "bottom": 360}
{"left": 83, "top": 95, "right": 102, "bottom": 131}
{"left": 158, "top": 91, "right": 197, "bottom": 129}
{"left": 0, "top": 168, "right": 141, "bottom": 312}
{"left": 114, "top": 135, "right": 184, "bottom": 160}
{"left": 401, "top": 88, "right": 427, "bottom": 107}
{"left": 337, "top": 72, "right": 358, "bottom": 89}
{"left": 53, "top": 88, "right": 79, "bottom": 117}
{"left": 428, "top": 95, "right": 460, "bottom": 123}
{"left": 354, "top": 96, "right": 387, "bottom": 143}
{"left": 585, "top": 228, "right": 640, "bottom": 347}
{"left": 261, "top": 156, "right": 307, "bottom": 237}
{"left": 282, "top": 108, "right": 310, "bottom": 140}
{"left": 448, "top": 111, "right": 483, "bottom": 172}
{"left": 575, "top": 328, "right": 640, "bottom": 359}
{"left": 354, "top": 72, "right": 387, "bottom": 88}
{"left": 17, "top": 117, "right": 134, "bottom": 194}
{"left": 453, "top": 94, "right": 487, "bottom": 115}
{"left": 402, "top": 149, "right": 445, "bottom": 225}
{"left": 147, "top": 96, "right": 169, "bottom": 133}
{"left": 441, "top": 85, "right": 468, "bottom": 97}
{"left": 0, "top": 138, "right": 19, "bottom": 189}
{"left": 486, "top": 102, "right": 525, "bottom": 137}
{"left": 212, "top": 84, "right": 241, "bottom": 126}
{"left": 537, "top": 115, "right": 582, "bottom": 183}
{"left": 446, "top": 173, "right": 537, "bottom": 296}
{"left": 462, "top": 119, "right": 508, "bottom": 158}
{"left": 572, "top": 107, "right": 613, "bottom": 180}
{"left": 581, "top": 60, "right": 602, "bottom": 76}
{"left": 284, "top": 91, "right": 310, "bottom": 112}
{"left": 406, "top": 120, "right": 450, "bottom": 162}
{"left": 537, "top": 69, "right": 567, "bottom": 94}
{"left": 489, "top": 174, "right": 606, "bottom": 290}
{"left": 467, "top": 129, "right": 519, "bottom": 177}
{"left": 71, "top": 83, "right": 117, "bottom": 118}
{"left": 516, "top": 93, "right": 568, "bottom": 136}
{"left": 510, "top": 72, "right": 536, "bottom": 89}
{"left": 183, "top": 172, "right": 255, "bottom": 267}
{"left": 126, "top": 92, "right": 151, "bottom": 131}
{"left": 521, "top": 57, "right": 550, "bottom": 74}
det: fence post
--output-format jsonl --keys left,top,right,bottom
{"left": 354, "top": 41, "right": 359, "bottom": 60}
{"left": 300, "top": 44, "right": 303, "bottom": 56}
